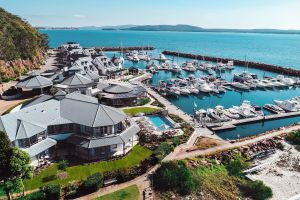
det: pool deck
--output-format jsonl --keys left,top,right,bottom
{"left": 210, "top": 111, "right": 300, "bottom": 132}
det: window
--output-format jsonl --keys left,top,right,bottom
{"left": 111, "top": 144, "right": 117, "bottom": 149}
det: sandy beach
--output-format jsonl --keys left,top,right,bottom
{"left": 249, "top": 142, "right": 300, "bottom": 200}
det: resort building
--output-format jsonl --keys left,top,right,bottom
{"left": 99, "top": 83, "right": 148, "bottom": 107}
{"left": 93, "top": 55, "right": 123, "bottom": 76}
{"left": 0, "top": 92, "right": 140, "bottom": 165}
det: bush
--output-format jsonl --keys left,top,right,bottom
{"left": 241, "top": 180, "right": 273, "bottom": 200}
{"left": 154, "top": 142, "right": 174, "bottom": 161}
{"left": 224, "top": 154, "right": 250, "bottom": 177}
{"left": 58, "top": 160, "right": 68, "bottom": 171}
{"left": 41, "top": 184, "right": 61, "bottom": 200}
{"left": 17, "top": 191, "right": 45, "bottom": 200}
{"left": 137, "top": 97, "right": 151, "bottom": 106}
{"left": 151, "top": 100, "right": 165, "bottom": 108}
{"left": 286, "top": 131, "right": 300, "bottom": 145}
{"left": 153, "top": 161, "right": 196, "bottom": 195}
{"left": 82, "top": 173, "right": 103, "bottom": 193}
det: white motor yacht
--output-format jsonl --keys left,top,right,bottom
{"left": 231, "top": 82, "right": 250, "bottom": 91}
{"left": 169, "top": 63, "right": 182, "bottom": 73}
{"left": 196, "top": 80, "right": 213, "bottom": 93}
{"left": 159, "top": 53, "right": 167, "bottom": 62}
{"left": 178, "top": 87, "right": 191, "bottom": 95}
{"left": 167, "top": 86, "right": 180, "bottom": 96}
{"left": 182, "top": 62, "right": 197, "bottom": 72}
{"left": 207, "top": 106, "right": 230, "bottom": 122}
{"left": 274, "top": 100, "right": 299, "bottom": 112}
{"left": 264, "top": 104, "right": 285, "bottom": 113}
{"left": 188, "top": 86, "right": 199, "bottom": 94}
{"left": 233, "top": 100, "right": 257, "bottom": 118}
{"left": 276, "top": 75, "right": 295, "bottom": 86}
{"left": 269, "top": 79, "right": 288, "bottom": 88}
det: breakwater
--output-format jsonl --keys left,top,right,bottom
{"left": 162, "top": 50, "right": 300, "bottom": 77}
{"left": 95, "top": 46, "right": 155, "bottom": 52}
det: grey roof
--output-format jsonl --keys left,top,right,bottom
{"left": 120, "top": 123, "right": 140, "bottom": 142}
{"left": 0, "top": 100, "right": 61, "bottom": 141}
{"left": 24, "top": 94, "right": 53, "bottom": 108}
{"left": 68, "top": 65, "right": 82, "bottom": 71}
{"left": 103, "top": 85, "right": 147, "bottom": 99}
{"left": 54, "top": 90, "right": 67, "bottom": 97}
{"left": 15, "top": 120, "right": 45, "bottom": 140}
{"left": 25, "top": 138, "right": 57, "bottom": 157}
{"left": 84, "top": 71, "right": 100, "bottom": 81}
{"left": 0, "top": 92, "right": 128, "bottom": 141}
{"left": 103, "top": 84, "right": 133, "bottom": 94}
{"left": 16, "top": 75, "right": 53, "bottom": 89}
{"left": 60, "top": 73, "right": 93, "bottom": 88}
{"left": 68, "top": 134, "right": 124, "bottom": 148}
{"left": 61, "top": 95, "right": 126, "bottom": 127}
{"left": 97, "top": 82, "right": 110, "bottom": 91}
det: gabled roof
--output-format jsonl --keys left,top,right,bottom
{"left": 15, "top": 120, "right": 45, "bottom": 140}
{"left": 60, "top": 73, "right": 93, "bottom": 87}
{"left": 84, "top": 71, "right": 100, "bottom": 80}
{"left": 16, "top": 75, "right": 53, "bottom": 89}
{"left": 54, "top": 90, "right": 67, "bottom": 97}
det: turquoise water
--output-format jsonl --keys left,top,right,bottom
{"left": 217, "top": 116, "right": 300, "bottom": 140}
{"left": 41, "top": 30, "right": 300, "bottom": 68}
{"left": 148, "top": 116, "right": 173, "bottom": 131}
{"left": 41, "top": 30, "right": 300, "bottom": 139}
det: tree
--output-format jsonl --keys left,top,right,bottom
{"left": 0, "top": 131, "right": 33, "bottom": 200}
{"left": 154, "top": 142, "right": 174, "bottom": 161}
{"left": 42, "top": 184, "right": 61, "bottom": 200}
{"left": 153, "top": 161, "right": 196, "bottom": 195}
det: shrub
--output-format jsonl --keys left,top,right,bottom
{"left": 153, "top": 161, "right": 196, "bottom": 195}
{"left": 82, "top": 173, "right": 103, "bottom": 193}
{"left": 58, "top": 160, "right": 68, "bottom": 171}
{"left": 241, "top": 180, "right": 273, "bottom": 200}
{"left": 224, "top": 154, "right": 250, "bottom": 177}
{"left": 137, "top": 97, "right": 151, "bottom": 106}
{"left": 286, "top": 131, "right": 300, "bottom": 145}
{"left": 41, "top": 184, "right": 61, "bottom": 200}
{"left": 17, "top": 191, "right": 45, "bottom": 200}
{"left": 154, "top": 142, "right": 174, "bottom": 161}
{"left": 151, "top": 100, "right": 165, "bottom": 108}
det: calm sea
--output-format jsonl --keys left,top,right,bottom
{"left": 41, "top": 30, "right": 300, "bottom": 139}
{"left": 41, "top": 30, "right": 300, "bottom": 69}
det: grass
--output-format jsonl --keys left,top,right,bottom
{"left": 123, "top": 107, "right": 160, "bottom": 115}
{"left": 95, "top": 185, "right": 139, "bottom": 200}
{"left": 24, "top": 145, "right": 152, "bottom": 190}
{"left": 194, "top": 137, "right": 224, "bottom": 150}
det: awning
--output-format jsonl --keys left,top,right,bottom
{"left": 24, "top": 138, "right": 57, "bottom": 157}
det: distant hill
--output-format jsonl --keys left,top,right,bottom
{"left": 122, "top": 24, "right": 300, "bottom": 34}
{"left": 124, "top": 24, "right": 204, "bottom": 32}
{"left": 0, "top": 7, "right": 48, "bottom": 81}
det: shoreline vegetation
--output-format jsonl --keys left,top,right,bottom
{"left": 0, "top": 8, "right": 48, "bottom": 82}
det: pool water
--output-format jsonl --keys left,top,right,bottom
{"left": 148, "top": 116, "right": 173, "bottom": 131}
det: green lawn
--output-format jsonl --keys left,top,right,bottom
{"left": 123, "top": 107, "right": 160, "bottom": 115}
{"left": 96, "top": 185, "right": 139, "bottom": 200}
{"left": 24, "top": 145, "right": 152, "bottom": 190}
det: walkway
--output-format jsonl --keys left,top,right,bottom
{"left": 75, "top": 165, "right": 159, "bottom": 200}
{"left": 166, "top": 124, "right": 300, "bottom": 161}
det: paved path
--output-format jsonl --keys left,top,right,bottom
{"left": 166, "top": 124, "right": 300, "bottom": 161}
{"left": 75, "top": 165, "right": 159, "bottom": 200}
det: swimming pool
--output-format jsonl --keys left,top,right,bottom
{"left": 148, "top": 115, "right": 174, "bottom": 131}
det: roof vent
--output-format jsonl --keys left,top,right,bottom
{"left": 41, "top": 110, "right": 45, "bottom": 113}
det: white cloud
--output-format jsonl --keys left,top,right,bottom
{"left": 72, "top": 14, "right": 85, "bottom": 19}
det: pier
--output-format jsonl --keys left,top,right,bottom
{"left": 211, "top": 111, "right": 300, "bottom": 132}
{"left": 162, "top": 50, "right": 300, "bottom": 77}
{"left": 95, "top": 46, "right": 155, "bottom": 52}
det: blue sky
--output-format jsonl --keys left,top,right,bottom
{"left": 1, "top": 0, "right": 300, "bottom": 29}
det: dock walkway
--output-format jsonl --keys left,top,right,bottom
{"left": 211, "top": 111, "right": 300, "bottom": 131}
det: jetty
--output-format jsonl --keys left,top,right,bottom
{"left": 162, "top": 50, "right": 300, "bottom": 77}
{"left": 95, "top": 46, "right": 155, "bottom": 51}
{"left": 210, "top": 111, "right": 300, "bottom": 131}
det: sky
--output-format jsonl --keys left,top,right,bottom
{"left": 1, "top": 0, "right": 300, "bottom": 29}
